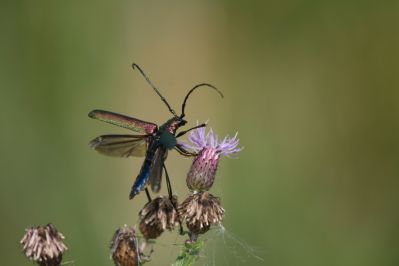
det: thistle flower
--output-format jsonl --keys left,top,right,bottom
{"left": 138, "top": 195, "right": 179, "bottom": 240}
{"left": 20, "top": 223, "right": 67, "bottom": 266}
{"left": 178, "top": 192, "right": 225, "bottom": 237}
{"left": 110, "top": 225, "right": 139, "bottom": 266}
{"left": 181, "top": 127, "right": 241, "bottom": 191}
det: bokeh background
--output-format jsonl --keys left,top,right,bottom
{"left": 1, "top": 1, "right": 399, "bottom": 265}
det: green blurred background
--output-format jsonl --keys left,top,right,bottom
{"left": 1, "top": 1, "right": 399, "bottom": 265}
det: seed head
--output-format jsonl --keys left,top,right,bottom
{"left": 20, "top": 223, "right": 67, "bottom": 266}
{"left": 181, "top": 127, "right": 242, "bottom": 191}
{"left": 139, "top": 195, "right": 179, "bottom": 239}
{"left": 110, "top": 225, "right": 139, "bottom": 266}
{"left": 178, "top": 192, "right": 225, "bottom": 235}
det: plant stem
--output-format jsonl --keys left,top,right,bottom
{"left": 172, "top": 240, "right": 204, "bottom": 266}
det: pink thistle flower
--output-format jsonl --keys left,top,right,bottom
{"left": 180, "top": 126, "right": 242, "bottom": 191}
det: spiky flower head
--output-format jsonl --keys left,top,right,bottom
{"left": 178, "top": 192, "right": 225, "bottom": 237}
{"left": 110, "top": 225, "right": 139, "bottom": 266}
{"left": 20, "top": 223, "right": 67, "bottom": 266}
{"left": 138, "top": 195, "right": 179, "bottom": 240}
{"left": 182, "top": 127, "right": 242, "bottom": 191}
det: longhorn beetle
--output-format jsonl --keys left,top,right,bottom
{"left": 89, "top": 64, "right": 223, "bottom": 202}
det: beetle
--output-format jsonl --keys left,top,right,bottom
{"left": 89, "top": 64, "right": 223, "bottom": 200}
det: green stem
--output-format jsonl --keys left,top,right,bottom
{"left": 172, "top": 240, "right": 204, "bottom": 266}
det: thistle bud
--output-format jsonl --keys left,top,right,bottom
{"left": 178, "top": 192, "right": 225, "bottom": 235}
{"left": 187, "top": 148, "right": 219, "bottom": 191}
{"left": 20, "top": 223, "right": 67, "bottom": 266}
{"left": 180, "top": 127, "right": 242, "bottom": 192}
{"left": 138, "top": 196, "right": 179, "bottom": 240}
{"left": 110, "top": 225, "right": 139, "bottom": 266}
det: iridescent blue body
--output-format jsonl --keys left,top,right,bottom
{"left": 132, "top": 141, "right": 159, "bottom": 196}
{"left": 130, "top": 118, "right": 182, "bottom": 198}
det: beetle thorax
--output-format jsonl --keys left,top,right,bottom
{"left": 159, "top": 130, "right": 177, "bottom": 149}
{"left": 156, "top": 118, "right": 182, "bottom": 150}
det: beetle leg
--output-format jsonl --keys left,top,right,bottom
{"left": 175, "top": 143, "right": 197, "bottom": 157}
{"left": 162, "top": 164, "right": 184, "bottom": 235}
{"left": 144, "top": 188, "right": 152, "bottom": 202}
{"left": 162, "top": 164, "right": 173, "bottom": 198}
{"left": 176, "top": 123, "right": 206, "bottom": 138}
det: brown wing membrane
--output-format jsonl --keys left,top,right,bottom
{"left": 88, "top": 110, "right": 158, "bottom": 134}
{"left": 89, "top": 134, "right": 149, "bottom": 157}
{"left": 149, "top": 147, "right": 168, "bottom": 193}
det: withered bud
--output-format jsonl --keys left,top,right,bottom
{"left": 139, "top": 195, "right": 179, "bottom": 239}
{"left": 178, "top": 192, "right": 225, "bottom": 235}
{"left": 110, "top": 225, "right": 139, "bottom": 266}
{"left": 20, "top": 223, "right": 67, "bottom": 266}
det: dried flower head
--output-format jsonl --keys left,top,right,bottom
{"left": 181, "top": 127, "right": 241, "bottom": 191}
{"left": 20, "top": 223, "right": 67, "bottom": 266}
{"left": 110, "top": 225, "right": 139, "bottom": 266}
{"left": 139, "top": 195, "right": 179, "bottom": 239}
{"left": 178, "top": 192, "right": 225, "bottom": 236}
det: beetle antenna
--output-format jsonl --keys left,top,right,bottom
{"left": 181, "top": 83, "right": 224, "bottom": 118}
{"left": 132, "top": 63, "right": 178, "bottom": 117}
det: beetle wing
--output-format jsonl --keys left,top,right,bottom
{"left": 89, "top": 110, "right": 158, "bottom": 134}
{"left": 89, "top": 134, "right": 149, "bottom": 157}
{"left": 149, "top": 147, "right": 168, "bottom": 193}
